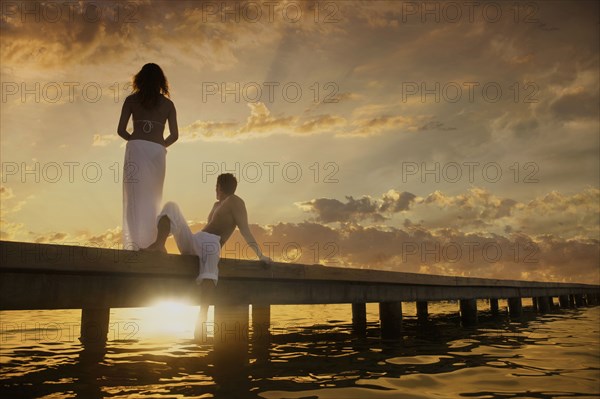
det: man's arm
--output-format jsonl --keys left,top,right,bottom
{"left": 232, "top": 198, "right": 272, "bottom": 263}
{"left": 117, "top": 97, "right": 132, "bottom": 141}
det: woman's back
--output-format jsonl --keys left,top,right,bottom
{"left": 127, "top": 93, "right": 174, "bottom": 145}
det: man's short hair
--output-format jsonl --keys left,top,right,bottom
{"left": 217, "top": 173, "right": 237, "bottom": 195}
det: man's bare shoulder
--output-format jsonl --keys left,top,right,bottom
{"left": 224, "top": 195, "right": 245, "bottom": 208}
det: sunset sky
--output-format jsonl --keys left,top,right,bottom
{"left": 1, "top": 0, "right": 598, "bottom": 283}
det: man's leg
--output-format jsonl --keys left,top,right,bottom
{"left": 145, "top": 215, "right": 170, "bottom": 252}
{"left": 145, "top": 202, "right": 195, "bottom": 254}
{"left": 194, "top": 279, "right": 217, "bottom": 342}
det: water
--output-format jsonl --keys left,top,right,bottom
{"left": 1, "top": 301, "right": 599, "bottom": 398}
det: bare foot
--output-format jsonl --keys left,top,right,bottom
{"left": 143, "top": 242, "right": 167, "bottom": 253}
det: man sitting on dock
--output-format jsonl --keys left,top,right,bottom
{"left": 145, "top": 173, "right": 272, "bottom": 281}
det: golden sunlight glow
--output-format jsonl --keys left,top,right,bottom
{"left": 140, "top": 300, "right": 204, "bottom": 337}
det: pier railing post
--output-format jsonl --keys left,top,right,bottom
{"left": 352, "top": 303, "right": 367, "bottom": 335}
{"left": 379, "top": 302, "right": 402, "bottom": 338}
{"left": 80, "top": 308, "right": 110, "bottom": 349}
{"left": 459, "top": 299, "right": 477, "bottom": 326}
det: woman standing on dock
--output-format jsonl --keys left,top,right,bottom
{"left": 117, "top": 63, "right": 179, "bottom": 250}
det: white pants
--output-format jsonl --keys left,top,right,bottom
{"left": 157, "top": 202, "right": 221, "bottom": 284}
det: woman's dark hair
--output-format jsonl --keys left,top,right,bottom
{"left": 217, "top": 173, "right": 238, "bottom": 195}
{"left": 132, "top": 63, "right": 169, "bottom": 108}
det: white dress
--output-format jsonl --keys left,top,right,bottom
{"left": 122, "top": 120, "right": 167, "bottom": 250}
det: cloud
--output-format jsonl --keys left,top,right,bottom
{"left": 0, "top": 1, "right": 335, "bottom": 69}
{"left": 92, "top": 133, "right": 119, "bottom": 146}
{"left": 0, "top": 218, "right": 24, "bottom": 240}
{"left": 348, "top": 115, "right": 419, "bottom": 136}
{"left": 238, "top": 102, "right": 296, "bottom": 135}
{"left": 299, "top": 187, "right": 599, "bottom": 241}
{"left": 550, "top": 87, "right": 600, "bottom": 121}
{"left": 418, "top": 188, "right": 518, "bottom": 229}
{"left": 298, "top": 196, "right": 385, "bottom": 223}
{"left": 298, "top": 189, "right": 416, "bottom": 223}
{"left": 222, "top": 220, "right": 599, "bottom": 284}
{"left": 182, "top": 103, "right": 353, "bottom": 140}
{"left": 1, "top": 186, "right": 15, "bottom": 200}
{"left": 0, "top": 186, "right": 30, "bottom": 215}
{"left": 181, "top": 100, "right": 433, "bottom": 140}
{"left": 380, "top": 190, "right": 417, "bottom": 212}
{"left": 296, "top": 114, "right": 347, "bottom": 134}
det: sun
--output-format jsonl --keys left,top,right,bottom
{"left": 141, "top": 300, "right": 210, "bottom": 337}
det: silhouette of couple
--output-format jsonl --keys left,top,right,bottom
{"left": 117, "top": 63, "right": 272, "bottom": 296}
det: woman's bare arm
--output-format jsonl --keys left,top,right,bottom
{"left": 164, "top": 102, "right": 179, "bottom": 147}
{"left": 117, "top": 98, "right": 132, "bottom": 141}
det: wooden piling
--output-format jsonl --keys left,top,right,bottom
{"left": 251, "top": 304, "right": 270, "bottom": 361}
{"left": 537, "top": 296, "right": 550, "bottom": 313}
{"left": 489, "top": 298, "right": 499, "bottom": 316}
{"left": 575, "top": 294, "right": 585, "bottom": 307}
{"left": 214, "top": 304, "right": 249, "bottom": 368}
{"left": 352, "top": 303, "right": 367, "bottom": 335}
{"left": 508, "top": 297, "right": 522, "bottom": 318}
{"left": 459, "top": 299, "right": 477, "bottom": 326}
{"left": 559, "top": 295, "right": 570, "bottom": 308}
{"left": 569, "top": 294, "right": 576, "bottom": 308}
{"left": 80, "top": 308, "right": 110, "bottom": 348}
{"left": 532, "top": 297, "right": 538, "bottom": 311}
{"left": 379, "top": 302, "right": 402, "bottom": 338}
{"left": 252, "top": 305, "right": 270, "bottom": 338}
{"left": 416, "top": 301, "right": 428, "bottom": 323}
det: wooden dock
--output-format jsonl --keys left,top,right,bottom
{"left": 2, "top": 240, "right": 599, "bottom": 362}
